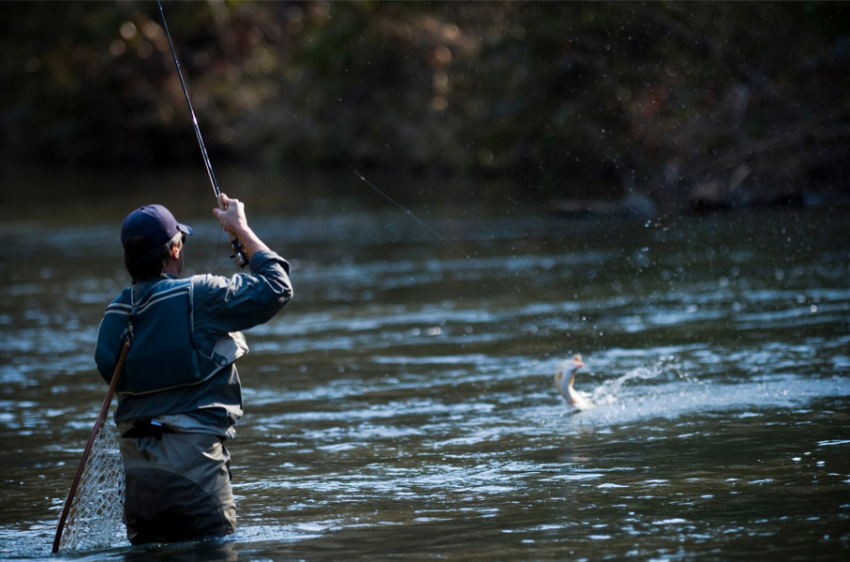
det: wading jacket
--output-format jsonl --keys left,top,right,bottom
{"left": 95, "top": 250, "right": 292, "bottom": 435}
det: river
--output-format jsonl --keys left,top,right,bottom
{"left": 0, "top": 168, "right": 848, "bottom": 561}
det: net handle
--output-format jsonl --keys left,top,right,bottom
{"left": 52, "top": 340, "right": 130, "bottom": 553}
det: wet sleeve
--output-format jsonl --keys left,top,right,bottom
{"left": 192, "top": 250, "right": 293, "bottom": 339}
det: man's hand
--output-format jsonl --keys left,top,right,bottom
{"left": 213, "top": 193, "right": 248, "bottom": 234}
{"left": 212, "top": 193, "right": 270, "bottom": 260}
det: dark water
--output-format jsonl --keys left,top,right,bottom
{"left": 1, "top": 169, "right": 849, "bottom": 561}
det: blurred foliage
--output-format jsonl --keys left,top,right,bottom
{"left": 1, "top": 1, "right": 848, "bottom": 209}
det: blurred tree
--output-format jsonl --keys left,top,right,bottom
{"left": 1, "top": 1, "right": 848, "bottom": 210}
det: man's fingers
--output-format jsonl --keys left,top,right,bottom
{"left": 220, "top": 193, "right": 242, "bottom": 210}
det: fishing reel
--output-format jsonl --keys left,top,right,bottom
{"left": 230, "top": 238, "right": 248, "bottom": 268}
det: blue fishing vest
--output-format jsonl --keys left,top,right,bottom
{"left": 95, "top": 278, "right": 244, "bottom": 395}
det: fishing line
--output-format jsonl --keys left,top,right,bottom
{"left": 213, "top": 228, "right": 225, "bottom": 276}
{"left": 353, "top": 170, "right": 520, "bottom": 295}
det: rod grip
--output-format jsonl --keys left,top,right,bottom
{"left": 217, "top": 195, "right": 248, "bottom": 268}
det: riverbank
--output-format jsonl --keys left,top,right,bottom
{"left": 1, "top": 1, "right": 848, "bottom": 211}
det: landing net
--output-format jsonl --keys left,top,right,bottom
{"left": 58, "top": 420, "right": 125, "bottom": 552}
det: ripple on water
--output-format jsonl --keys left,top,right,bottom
{"left": 2, "top": 205, "right": 850, "bottom": 560}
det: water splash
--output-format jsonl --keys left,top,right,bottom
{"left": 589, "top": 358, "right": 683, "bottom": 407}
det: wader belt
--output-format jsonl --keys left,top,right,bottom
{"left": 121, "top": 420, "right": 176, "bottom": 440}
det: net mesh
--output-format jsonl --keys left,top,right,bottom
{"left": 58, "top": 420, "right": 125, "bottom": 552}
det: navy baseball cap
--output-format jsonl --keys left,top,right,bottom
{"left": 121, "top": 204, "right": 193, "bottom": 252}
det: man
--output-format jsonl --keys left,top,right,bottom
{"left": 94, "top": 194, "right": 292, "bottom": 544}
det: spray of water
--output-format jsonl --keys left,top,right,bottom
{"left": 587, "top": 359, "right": 683, "bottom": 407}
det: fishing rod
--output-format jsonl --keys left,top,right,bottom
{"left": 156, "top": 0, "right": 247, "bottom": 268}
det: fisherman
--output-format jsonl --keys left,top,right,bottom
{"left": 94, "top": 195, "right": 292, "bottom": 544}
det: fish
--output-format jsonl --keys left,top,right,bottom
{"left": 554, "top": 354, "right": 594, "bottom": 411}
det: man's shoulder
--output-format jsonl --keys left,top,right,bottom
{"left": 189, "top": 273, "right": 229, "bottom": 291}
{"left": 109, "top": 286, "right": 133, "bottom": 304}
{"left": 187, "top": 274, "right": 234, "bottom": 309}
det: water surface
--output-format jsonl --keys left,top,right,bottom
{"left": 1, "top": 169, "right": 848, "bottom": 561}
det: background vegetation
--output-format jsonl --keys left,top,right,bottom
{"left": 1, "top": 1, "right": 848, "bottom": 212}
